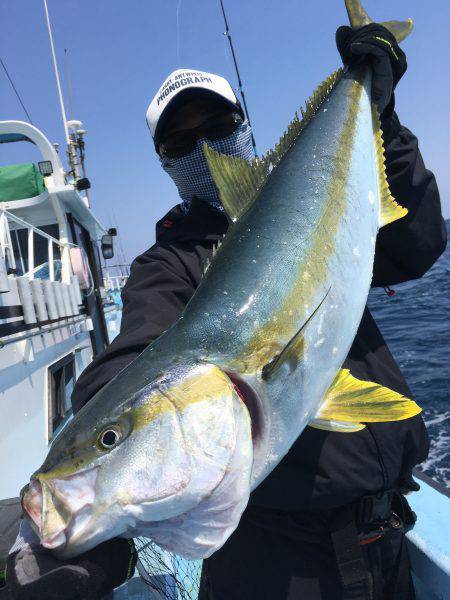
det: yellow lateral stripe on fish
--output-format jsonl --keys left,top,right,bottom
{"left": 130, "top": 365, "right": 234, "bottom": 430}
{"left": 233, "top": 71, "right": 366, "bottom": 373}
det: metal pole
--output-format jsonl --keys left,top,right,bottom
{"left": 43, "top": 0, "right": 78, "bottom": 176}
{"left": 27, "top": 228, "right": 34, "bottom": 278}
{"left": 43, "top": 0, "right": 70, "bottom": 145}
{"left": 64, "top": 48, "right": 75, "bottom": 122}
{"left": 218, "top": 0, "right": 257, "bottom": 155}
{"left": 48, "top": 239, "right": 55, "bottom": 282}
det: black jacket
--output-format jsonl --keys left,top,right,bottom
{"left": 72, "top": 113, "right": 446, "bottom": 510}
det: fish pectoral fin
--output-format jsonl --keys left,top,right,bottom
{"left": 313, "top": 368, "right": 421, "bottom": 430}
{"left": 203, "top": 70, "right": 342, "bottom": 224}
{"left": 309, "top": 418, "right": 366, "bottom": 433}
{"left": 261, "top": 290, "right": 330, "bottom": 381}
{"left": 261, "top": 326, "right": 306, "bottom": 381}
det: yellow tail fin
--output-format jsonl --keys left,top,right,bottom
{"left": 345, "top": 0, "right": 413, "bottom": 43}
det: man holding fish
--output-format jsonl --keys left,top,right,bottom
{"left": 6, "top": 1, "right": 446, "bottom": 599}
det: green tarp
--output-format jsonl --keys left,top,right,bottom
{"left": 0, "top": 163, "right": 45, "bottom": 202}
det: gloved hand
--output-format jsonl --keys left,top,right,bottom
{"left": 336, "top": 23, "right": 407, "bottom": 116}
{"left": 6, "top": 520, "right": 137, "bottom": 600}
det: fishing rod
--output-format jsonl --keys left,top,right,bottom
{"left": 0, "top": 57, "right": 33, "bottom": 124}
{"left": 218, "top": 0, "right": 257, "bottom": 155}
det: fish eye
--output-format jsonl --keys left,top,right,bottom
{"left": 98, "top": 427, "right": 121, "bottom": 450}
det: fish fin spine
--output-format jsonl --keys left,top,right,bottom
{"left": 202, "top": 235, "right": 226, "bottom": 277}
{"left": 372, "top": 106, "right": 408, "bottom": 227}
{"left": 204, "top": 69, "right": 343, "bottom": 223}
{"left": 345, "top": 0, "right": 413, "bottom": 43}
{"left": 202, "top": 257, "right": 211, "bottom": 275}
{"left": 315, "top": 368, "right": 422, "bottom": 424}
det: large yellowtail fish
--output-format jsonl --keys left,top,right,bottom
{"left": 21, "top": 0, "right": 421, "bottom": 559}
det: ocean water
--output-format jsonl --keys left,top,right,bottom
{"left": 368, "top": 220, "right": 449, "bottom": 488}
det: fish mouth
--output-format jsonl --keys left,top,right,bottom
{"left": 21, "top": 467, "right": 99, "bottom": 551}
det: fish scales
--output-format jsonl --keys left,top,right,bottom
{"left": 176, "top": 68, "right": 379, "bottom": 483}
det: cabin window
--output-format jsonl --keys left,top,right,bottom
{"left": 8, "top": 224, "right": 61, "bottom": 277}
{"left": 47, "top": 353, "right": 75, "bottom": 439}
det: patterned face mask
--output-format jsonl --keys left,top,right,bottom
{"left": 160, "top": 120, "right": 254, "bottom": 213}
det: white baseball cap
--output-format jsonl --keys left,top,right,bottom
{"left": 146, "top": 68, "right": 241, "bottom": 143}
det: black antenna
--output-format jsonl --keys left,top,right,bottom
{"left": 218, "top": 0, "right": 257, "bottom": 155}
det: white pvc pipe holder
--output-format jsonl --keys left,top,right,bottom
{"left": 30, "top": 279, "right": 48, "bottom": 322}
{"left": 68, "top": 282, "right": 80, "bottom": 315}
{"left": 61, "top": 283, "right": 73, "bottom": 317}
{"left": 16, "top": 276, "right": 37, "bottom": 324}
{"left": 53, "top": 281, "right": 66, "bottom": 319}
{"left": 43, "top": 279, "right": 59, "bottom": 320}
{"left": 71, "top": 274, "right": 83, "bottom": 305}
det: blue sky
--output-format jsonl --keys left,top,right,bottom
{"left": 2, "top": 0, "right": 449, "bottom": 262}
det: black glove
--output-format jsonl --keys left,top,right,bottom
{"left": 336, "top": 23, "right": 407, "bottom": 116}
{"left": 6, "top": 533, "right": 137, "bottom": 600}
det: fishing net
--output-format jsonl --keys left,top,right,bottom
{"left": 135, "top": 537, "right": 202, "bottom": 600}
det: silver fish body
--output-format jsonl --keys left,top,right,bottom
{"left": 180, "top": 67, "right": 379, "bottom": 486}
{"left": 21, "top": 1, "right": 418, "bottom": 560}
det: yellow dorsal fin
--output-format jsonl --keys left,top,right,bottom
{"left": 202, "top": 147, "right": 271, "bottom": 223}
{"left": 372, "top": 106, "right": 408, "bottom": 227}
{"left": 345, "top": 0, "right": 413, "bottom": 43}
{"left": 204, "top": 69, "right": 343, "bottom": 223}
{"left": 313, "top": 368, "right": 421, "bottom": 431}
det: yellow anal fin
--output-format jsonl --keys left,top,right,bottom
{"left": 315, "top": 369, "right": 421, "bottom": 427}
{"left": 345, "top": 0, "right": 413, "bottom": 43}
{"left": 309, "top": 418, "right": 366, "bottom": 433}
{"left": 203, "top": 69, "right": 342, "bottom": 223}
{"left": 372, "top": 106, "right": 408, "bottom": 227}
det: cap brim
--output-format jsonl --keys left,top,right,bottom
{"left": 153, "top": 88, "right": 242, "bottom": 146}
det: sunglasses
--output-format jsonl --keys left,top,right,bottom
{"left": 158, "top": 112, "right": 244, "bottom": 158}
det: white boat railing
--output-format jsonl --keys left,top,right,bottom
{"left": 0, "top": 207, "right": 83, "bottom": 327}
{"left": 104, "top": 274, "right": 128, "bottom": 292}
